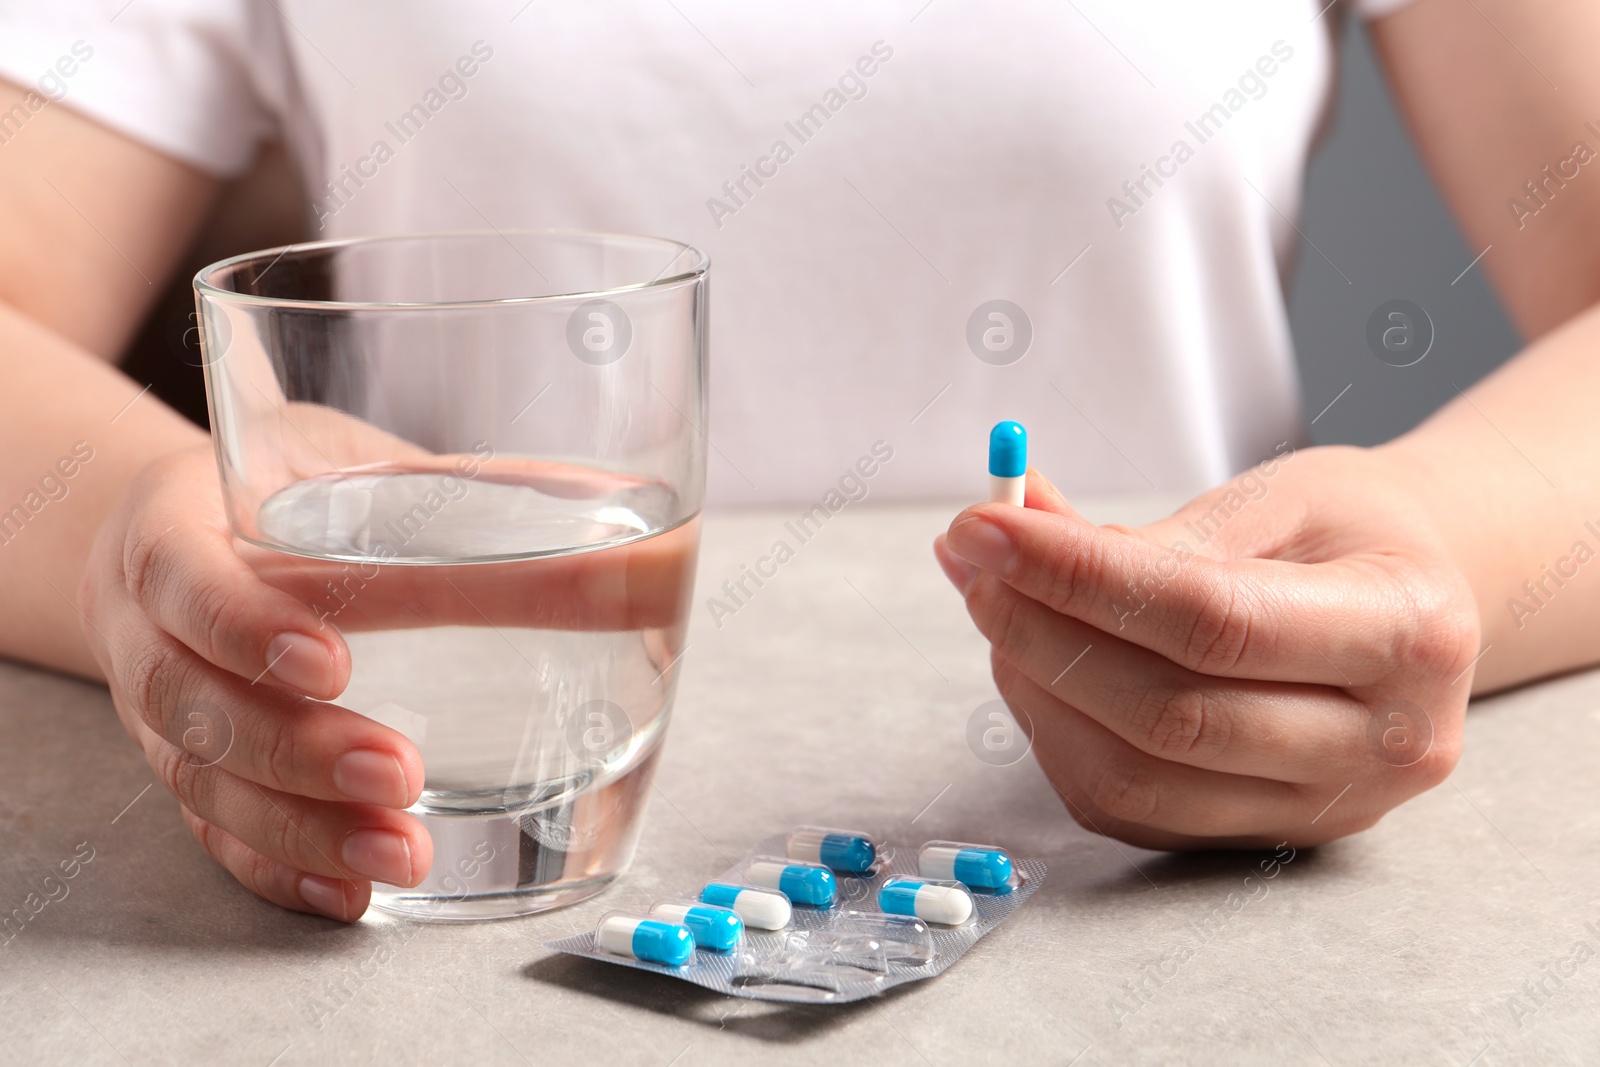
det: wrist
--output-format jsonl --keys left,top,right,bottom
{"left": 1376, "top": 418, "right": 1578, "bottom": 692}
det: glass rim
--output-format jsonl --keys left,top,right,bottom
{"left": 193, "top": 228, "right": 710, "bottom": 312}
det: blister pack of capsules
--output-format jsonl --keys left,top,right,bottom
{"left": 543, "top": 827, "right": 1046, "bottom": 1003}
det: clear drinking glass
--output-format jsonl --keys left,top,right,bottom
{"left": 193, "top": 231, "right": 708, "bottom": 920}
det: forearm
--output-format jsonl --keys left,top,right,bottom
{"left": 0, "top": 300, "right": 207, "bottom": 680}
{"left": 1381, "top": 300, "right": 1600, "bottom": 693}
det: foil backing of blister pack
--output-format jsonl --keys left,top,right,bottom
{"left": 543, "top": 833, "right": 1047, "bottom": 1004}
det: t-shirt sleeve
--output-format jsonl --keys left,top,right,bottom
{"left": 0, "top": 0, "right": 283, "bottom": 175}
{"left": 1350, "top": 0, "right": 1421, "bottom": 19}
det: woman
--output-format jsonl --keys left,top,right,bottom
{"left": 1, "top": 0, "right": 1596, "bottom": 919}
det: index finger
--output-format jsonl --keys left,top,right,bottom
{"left": 944, "top": 499, "right": 1420, "bottom": 687}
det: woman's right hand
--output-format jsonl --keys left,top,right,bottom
{"left": 76, "top": 444, "right": 432, "bottom": 920}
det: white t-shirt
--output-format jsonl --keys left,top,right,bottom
{"left": 0, "top": 0, "right": 1415, "bottom": 505}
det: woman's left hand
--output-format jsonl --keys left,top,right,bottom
{"left": 934, "top": 444, "right": 1483, "bottom": 849}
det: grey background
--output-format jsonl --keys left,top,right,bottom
{"left": 1288, "top": 16, "right": 1522, "bottom": 447}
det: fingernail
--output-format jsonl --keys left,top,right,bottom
{"left": 934, "top": 537, "right": 979, "bottom": 594}
{"left": 333, "top": 750, "right": 411, "bottom": 807}
{"left": 342, "top": 829, "right": 414, "bottom": 885}
{"left": 948, "top": 517, "right": 1018, "bottom": 575}
{"left": 266, "top": 632, "right": 335, "bottom": 697}
{"left": 299, "top": 874, "right": 349, "bottom": 920}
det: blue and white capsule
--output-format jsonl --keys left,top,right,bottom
{"left": 919, "top": 840, "right": 1015, "bottom": 891}
{"left": 699, "top": 882, "right": 792, "bottom": 930}
{"left": 743, "top": 857, "right": 837, "bottom": 907}
{"left": 877, "top": 877, "right": 974, "bottom": 926}
{"left": 989, "top": 421, "right": 1027, "bottom": 506}
{"left": 594, "top": 912, "right": 695, "bottom": 966}
{"left": 649, "top": 899, "right": 744, "bottom": 952}
{"left": 786, "top": 826, "right": 878, "bottom": 874}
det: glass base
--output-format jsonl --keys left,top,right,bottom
{"left": 369, "top": 738, "right": 662, "bottom": 922}
{"left": 371, "top": 872, "right": 621, "bottom": 922}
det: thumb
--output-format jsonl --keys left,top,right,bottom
{"left": 1134, "top": 469, "right": 1300, "bottom": 562}
{"left": 1022, "top": 468, "right": 1077, "bottom": 517}
{"left": 1018, "top": 466, "right": 1264, "bottom": 562}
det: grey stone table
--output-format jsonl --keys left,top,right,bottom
{"left": 3, "top": 499, "right": 1598, "bottom": 1066}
